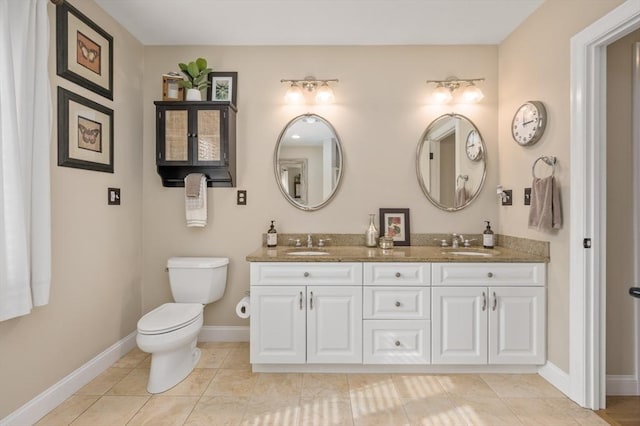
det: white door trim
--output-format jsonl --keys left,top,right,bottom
{"left": 570, "top": 0, "right": 640, "bottom": 409}
{"left": 634, "top": 42, "right": 640, "bottom": 396}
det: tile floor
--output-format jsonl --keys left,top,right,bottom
{"left": 36, "top": 342, "right": 615, "bottom": 425}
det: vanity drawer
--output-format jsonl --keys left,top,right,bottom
{"left": 364, "top": 263, "right": 431, "bottom": 286}
{"left": 363, "top": 286, "right": 430, "bottom": 319}
{"left": 363, "top": 320, "right": 431, "bottom": 364}
{"left": 432, "top": 263, "right": 545, "bottom": 287}
{"left": 250, "top": 262, "right": 362, "bottom": 286}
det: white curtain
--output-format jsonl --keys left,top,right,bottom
{"left": 0, "top": 0, "right": 52, "bottom": 321}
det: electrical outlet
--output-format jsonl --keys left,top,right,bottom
{"left": 524, "top": 188, "right": 532, "bottom": 205}
{"left": 237, "top": 190, "right": 247, "bottom": 205}
{"left": 108, "top": 188, "right": 121, "bottom": 205}
{"left": 501, "top": 189, "right": 513, "bottom": 206}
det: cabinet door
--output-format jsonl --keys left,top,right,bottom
{"left": 157, "top": 107, "right": 190, "bottom": 165}
{"left": 194, "top": 107, "right": 226, "bottom": 166}
{"left": 488, "top": 286, "right": 545, "bottom": 364}
{"left": 250, "top": 286, "right": 306, "bottom": 364}
{"left": 432, "top": 287, "right": 487, "bottom": 364}
{"left": 307, "top": 286, "right": 362, "bottom": 364}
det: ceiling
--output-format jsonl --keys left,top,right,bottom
{"left": 93, "top": 0, "right": 544, "bottom": 46}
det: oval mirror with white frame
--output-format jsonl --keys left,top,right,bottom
{"left": 416, "top": 113, "right": 486, "bottom": 211}
{"left": 274, "top": 114, "right": 344, "bottom": 211}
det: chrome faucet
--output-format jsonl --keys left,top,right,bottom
{"left": 307, "top": 234, "right": 313, "bottom": 248}
{"left": 451, "top": 234, "right": 464, "bottom": 249}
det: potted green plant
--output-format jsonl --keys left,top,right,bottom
{"left": 178, "top": 57, "right": 212, "bottom": 101}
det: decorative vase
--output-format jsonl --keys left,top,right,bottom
{"left": 365, "top": 213, "right": 379, "bottom": 247}
{"left": 186, "top": 88, "right": 201, "bottom": 101}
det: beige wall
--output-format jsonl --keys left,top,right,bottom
{"left": 0, "top": 1, "right": 144, "bottom": 418}
{"left": 606, "top": 29, "right": 640, "bottom": 376}
{"left": 498, "top": 0, "right": 624, "bottom": 373}
{"left": 142, "top": 45, "right": 500, "bottom": 324}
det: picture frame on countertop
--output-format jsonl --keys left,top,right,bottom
{"left": 207, "top": 72, "right": 238, "bottom": 106}
{"left": 58, "top": 87, "right": 114, "bottom": 173}
{"left": 379, "top": 208, "right": 411, "bottom": 246}
{"left": 56, "top": 1, "right": 114, "bottom": 100}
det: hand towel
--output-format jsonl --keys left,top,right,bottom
{"left": 185, "top": 174, "right": 207, "bottom": 227}
{"left": 528, "top": 176, "right": 562, "bottom": 230}
{"left": 455, "top": 186, "right": 468, "bottom": 207}
{"left": 185, "top": 173, "right": 204, "bottom": 197}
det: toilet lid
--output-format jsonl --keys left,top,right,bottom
{"left": 137, "top": 303, "right": 202, "bottom": 334}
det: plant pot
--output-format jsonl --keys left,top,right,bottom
{"left": 186, "top": 88, "right": 202, "bottom": 101}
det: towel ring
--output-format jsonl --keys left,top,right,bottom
{"left": 532, "top": 156, "right": 557, "bottom": 179}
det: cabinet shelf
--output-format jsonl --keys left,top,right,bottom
{"left": 154, "top": 101, "right": 237, "bottom": 187}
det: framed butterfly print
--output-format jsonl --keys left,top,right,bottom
{"left": 58, "top": 87, "right": 114, "bottom": 173}
{"left": 56, "top": 1, "right": 113, "bottom": 100}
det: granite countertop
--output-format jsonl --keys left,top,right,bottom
{"left": 245, "top": 245, "right": 549, "bottom": 263}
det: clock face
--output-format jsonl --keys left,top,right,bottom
{"left": 512, "top": 101, "right": 546, "bottom": 146}
{"left": 465, "top": 130, "right": 483, "bottom": 161}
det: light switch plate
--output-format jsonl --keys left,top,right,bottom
{"left": 501, "top": 189, "right": 513, "bottom": 206}
{"left": 108, "top": 188, "right": 121, "bottom": 205}
{"left": 524, "top": 188, "right": 532, "bottom": 205}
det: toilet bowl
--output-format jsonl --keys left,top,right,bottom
{"left": 136, "top": 257, "right": 228, "bottom": 393}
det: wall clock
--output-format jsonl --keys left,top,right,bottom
{"left": 511, "top": 101, "right": 547, "bottom": 146}
{"left": 465, "top": 130, "right": 483, "bottom": 161}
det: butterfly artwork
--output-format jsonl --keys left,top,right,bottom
{"left": 77, "top": 116, "right": 102, "bottom": 152}
{"left": 76, "top": 31, "right": 101, "bottom": 75}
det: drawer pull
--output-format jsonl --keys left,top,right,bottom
{"left": 395, "top": 301, "right": 401, "bottom": 307}
{"left": 487, "top": 272, "right": 494, "bottom": 278}
{"left": 395, "top": 272, "right": 401, "bottom": 278}
{"left": 309, "top": 291, "right": 314, "bottom": 310}
{"left": 395, "top": 340, "right": 401, "bottom": 347}
{"left": 492, "top": 292, "right": 497, "bottom": 311}
{"left": 482, "top": 291, "right": 487, "bottom": 311}
{"left": 304, "top": 272, "right": 310, "bottom": 278}
{"left": 299, "top": 291, "right": 303, "bottom": 310}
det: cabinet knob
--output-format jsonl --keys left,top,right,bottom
{"left": 395, "top": 272, "right": 401, "bottom": 278}
{"left": 395, "top": 301, "right": 401, "bottom": 307}
{"left": 303, "top": 272, "right": 310, "bottom": 278}
{"left": 487, "top": 272, "right": 494, "bottom": 278}
{"left": 395, "top": 340, "right": 401, "bottom": 347}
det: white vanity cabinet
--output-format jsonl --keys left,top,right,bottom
{"left": 250, "top": 262, "right": 363, "bottom": 364}
{"left": 362, "top": 263, "right": 431, "bottom": 364}
{"left": 431, "top": 263, "right": 546, "bottom": 365}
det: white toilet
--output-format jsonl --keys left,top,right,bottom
{"left": 136, "top": 257, "right": 228, "bottom": 393}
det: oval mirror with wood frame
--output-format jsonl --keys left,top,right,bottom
{"left": 274, "top": 114, "right": 344, "bottom": 211}
{"left": 416, "top": 113, "right": 487, "bottom": 211}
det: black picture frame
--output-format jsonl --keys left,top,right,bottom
{"left": 56, "top": 1, "right": 114, "bottom": 100}
{"left": 379, "top": 208, "right": 411, "bottom": 246}
{"left": 207, "top": 72, "right": 238, "bottom": 106}
{"left": 58, "top": 87, "right": 114, "bottom": 173}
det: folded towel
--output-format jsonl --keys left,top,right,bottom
{"left": 185, "top": 173, "right": 204, "bottom": 197}
{"left": 528, "top": 176, "right": 562, "bottom": 230}
{"left": 185, "top": 174, "right": 207, "bottom": 227}
{"left": 455, "top": 186, "right": 468, "bottom": 207}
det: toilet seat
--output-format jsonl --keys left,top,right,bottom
{"left": 137, "top": 303, "right": 202, "bottom": 335}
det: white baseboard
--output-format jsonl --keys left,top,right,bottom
{"left": 198, "top": 325, "right": 249, "bottom": 342}
{"left": 606, "top": 375, "right": 640, "bottom": 395}
{"left": 1, "top": 331, "right": 137, "bottom": 426}
{"left": 538, "top": 361, "right": 571, "bottom": 397}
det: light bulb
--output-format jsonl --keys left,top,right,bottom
{"left": 284, "top": 83, "right": 304, "bottom": 104}
{"left": 314, "top": 82, "right": 335, "bottom": 104}
{"left": 432, "top": 85, "right": 453, "bottom": 103}
{"left": 461, "top": 83, "right": 484, "bottom": 103}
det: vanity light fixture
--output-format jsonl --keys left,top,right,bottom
{"left": 427, "top": 77, "right": 485, "bottom": 104}
{"left": 281, "top": 76, "right": 339, "bottom": 104}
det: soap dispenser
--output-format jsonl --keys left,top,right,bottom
{"left": 267, "top": 220, "right": 278, "bottom": 248}
{"left": 483, "top": 221, "right": 494, "bottom": 249}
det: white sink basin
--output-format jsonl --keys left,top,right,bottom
{"left": 441, "top": 249, "right": 499, "bottom": 257}
{"left": 287, "top": 251, "right": 330, "bottom": 256}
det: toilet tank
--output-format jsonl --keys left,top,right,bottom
{"left": 167, "top": 257, "right": 229, "bottom": 304}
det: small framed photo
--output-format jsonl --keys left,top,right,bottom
{"left": 56, "top": 1, "right": 113, "bottom": 100}
{"left": 162, "top": 74, "right": 184, "bottom": 101}
{"left": 379, "top": 208, "right": 411, "bottom": 246}
{"left": 207, "top": 72, "right": 238, "bottom": 105}
{"left": 58, "top": 87, "right": 114, "bottom": 173}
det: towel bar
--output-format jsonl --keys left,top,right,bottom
{"left": 532, "top": 156, "right": 557, "bottom": 179}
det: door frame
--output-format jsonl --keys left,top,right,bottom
{"left": 570, "top": 0, "right": 640, "bottom": 409}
